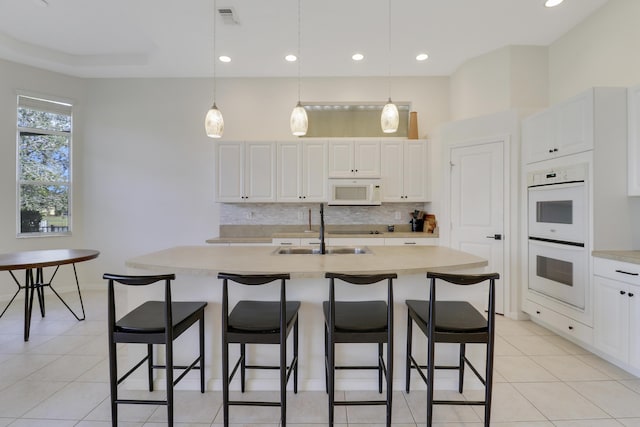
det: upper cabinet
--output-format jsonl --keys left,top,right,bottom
{"left": 522, "top": 90, "right": 594, "bottom": 164}
{"left": 277, "top": 140, "right": 328, "bottom": 202}
{"left": 216, "top": 141, "right": 276, "bottom": 202}
{"left": 328, "top": 139, "right": 380, "bottom": 178}
{"left": 381, "top": 140, "right": 429, "bottom": 202}
{"left": 628, "top": 85, "right": 640, "bottom": 196}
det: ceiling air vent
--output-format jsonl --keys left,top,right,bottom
{"left": 217, "top": 7, "right": 239, "bottom": 25}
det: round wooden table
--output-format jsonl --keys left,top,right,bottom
{"left": 0, "top": 249, "right": 99, "bottom": 341}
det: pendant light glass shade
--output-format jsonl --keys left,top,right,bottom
{"left": 381, "top": 99, "right": 399, "bottom": 133}
{"left": 290, "top": 102, "right": 308, "bottom": 136}
{"left": 205, "top": 103, "right": 224, "bottom": 138}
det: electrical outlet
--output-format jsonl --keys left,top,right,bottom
{"left": 297, "top": 210, "right": 304, "bottom": 221}
{"left": 246, "top": 211, "right": 253, "bottom": 220}
{"left": 394, "top": 211, "right": 401, "bottom": 220}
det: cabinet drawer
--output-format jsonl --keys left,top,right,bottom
{"left": 272, "top": 238, "right": 301, "bottom": 246}
{"left": 384, "top": 237, "right": 438, "bottom": 246}
{"left": 594, "top": 257, "right": 640, "bottom": 285}
{"left": 525, "top": 300, "right": 593, "bottom": 345}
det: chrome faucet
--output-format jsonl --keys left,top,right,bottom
{"left": 319, "top": 203, "right": 326, "bottom": 255}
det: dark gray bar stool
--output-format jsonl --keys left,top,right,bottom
{"left": 104, "top": 273, "right": 207, "bottom": 427}
{"left": 218, "top": 272, "right": 300, "bottom": 427}
{"left": 324, "top": 272, "right": 397, "bottom": 427}
{"left": 405, "top": 271, "right": 499, "bottom": 427}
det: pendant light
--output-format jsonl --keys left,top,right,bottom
{"left": 381, "top": 0, "right": 399, "bottom": 133}
{"left": 290, "top": 0, "right": 308, "bottom": 136}
{"left": 205, "top": 0, "right": 224, "bottom": 138}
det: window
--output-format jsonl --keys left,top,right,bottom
{"left": 17, "top": 95, "right": 72, "bottom": 236}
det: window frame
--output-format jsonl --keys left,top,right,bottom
{"left": 16, "top": 92, "right": 73, "bottom": 238}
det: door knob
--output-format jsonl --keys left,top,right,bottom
{"left": 486, "top": 234, "right": 502, "bottom": 240}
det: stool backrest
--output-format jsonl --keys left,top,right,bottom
{"left": 103, "top": 273, "right": 176, "bottom": 341}
{"left": 426, "top": 271, "right": 500, "bottom": 338}
{"left": 217, "top": 272, "right": 291, "bottom": 334}
{"left": 324, "top": 272, "right": 397, "bottom": 331}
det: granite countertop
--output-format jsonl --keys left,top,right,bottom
{"left": 592, "top": 250, "right": 640, "bottom": 265}
{"left": 126, "top": 245, "right": 485, "bottom": 279}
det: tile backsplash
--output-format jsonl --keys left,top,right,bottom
{"left": 220, "top": 203, "right": 429, "bottom": 226}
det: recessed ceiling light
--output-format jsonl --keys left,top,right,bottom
{"left": 218, "top": 55, "right": 231, "bottom": 63}
{"left": 416, "top": 53, "right": 429, "bottom": 61}
{"left": 285, "top": 54, "right": 297, "bottom": 62}
{"left": 544, "top": 0, "right": 564, "bottom": 7}
{"left": 352, "top": 53, "right": 364, "bottom": 61}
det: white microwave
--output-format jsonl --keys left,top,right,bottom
{"left": 328, "top": 179, "right": 382, "bottom": 206}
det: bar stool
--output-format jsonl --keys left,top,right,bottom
{"left": 324, "top": 272, "right": 396, "bottom": 427}
{"left": 405, "top": 271, "right": 499, "bottom": 427}
{"left": 104, "top": 273, "right": 207, "bottom": 427}
{"left": 218, "top": 272, "right": 300, "bottom": 427}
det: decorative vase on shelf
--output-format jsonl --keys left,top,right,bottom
{"left": 408, "top": 111, "right": 418, "bottom": 139}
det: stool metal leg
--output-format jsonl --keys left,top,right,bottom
{"left": 294, "top": 317, "right": 299, "bottom": 393}
{"left": 378, "top": 343, "right": 383, "bottom": 393}
{"left": 240, "top": 343, "right": 246, "bottom": 393}
{"left": 328, "top": 335, "right": 335, "bottom": 427}
{"left": 166, "top": 340, "right": 174, "bottom": 427}
{"left": 405, "top": 312, "right": 413, "bottom": 393}
{"left": 147, "top": 344, "right": 154, "bottom": 391}
{"left": 459, "top": 343, "right": 466, "bottom": 393}
{"left": 426, "top": 336, "right": 435, "bottom": 427}
{"left": 200, "top": 315, "right": 206, "bottom": 393}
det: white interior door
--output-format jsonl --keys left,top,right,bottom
{"left": 450, "top": 141, "right": 505, "bottom": 314}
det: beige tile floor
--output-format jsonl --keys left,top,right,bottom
{"left": 1, "top": 289, "right": 640, "bottom": 426}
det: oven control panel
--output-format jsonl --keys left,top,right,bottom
{"left": 527, "top": 162, "right": 588, "bottom": 186}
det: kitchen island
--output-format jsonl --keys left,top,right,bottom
{"left": 125, "top": 245, "right": 488, "bottom": 391}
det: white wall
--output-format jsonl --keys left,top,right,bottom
{"left": 549, "top": 0, "right": 640, "bottom": 103}
{"left": 449, "top": 46, "right": 548, "bottom": 122}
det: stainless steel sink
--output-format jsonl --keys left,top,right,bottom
{"left": 274, "top": 246, "right": 370, "bottom": 255}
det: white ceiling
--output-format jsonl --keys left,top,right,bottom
{"left": 0, "top": 0, "right": 609, "bottom": 79}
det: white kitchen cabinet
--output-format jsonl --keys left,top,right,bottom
{"left": 325, "top": 237, "right": 385, "bottom": 246}
{"left": 277, "top": 141, "right": 327, "bottom": 202}
{"left": 628, "top": 85, "right": 640, "bottom": 196}
{"left": 216, "top": 141, "right": 276, "bottom": 202}
{"left": 593, "top": 257, "right": 640, "bottom": 369}
{"left": 522, "top": 89, "right": 594, "bottom": 164}
{"left": 328, "top": 140, "right": 380, "bottom": 178}
{"left": 524, "top": 299, "right": 593, "bottom": 344}
{"left": 384, "top": 237, "right": 438, "bottom": 246}
{"left": 381, "top": 140, "right": 429, "bottom": 202}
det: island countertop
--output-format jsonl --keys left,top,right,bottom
{"left": 126, "top": 245, "right": 487, "bottom": 278}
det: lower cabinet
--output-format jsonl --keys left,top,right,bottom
{"left": 593, "top": 257, "right": 640, "bottom": 369}
{"left": 524, "top": 299, "right": 593, "bottom": 344}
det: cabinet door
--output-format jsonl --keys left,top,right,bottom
{"left": 302, "top": 141, "right": 328, "bottom": 201}
{"left": 380, "top": 141, "right": 404, "bottom": 201}
{"left": 629, "top": 85, "right": 640, "bottom": 196}
{"left": 403, "top": 140, "right": 428, "bottom": 201}
{"left": 245, "top": 142, "right": 276, "bottom": 202}
{"left": 522, "top": 109, "right": 555, "bottom": 164}
{"left": 629, "top": 287, "right": 640, "bottom": 369}
{"left": 216, "top": 142, "right": 244, "bottom": 202}
{"left": 277, "top": 142, "right": 302, "bottom": 202}
{"left": 328, "top": 140, "right": 354, "bottom": 177}
{"left": 593, "top": 275, "right": 629, "bottom": 363}
{"left": 556, "top": 90, "right": 594, "bottom": 157}
{"left": 354, "top": 140, "right": 380, "bottom": 177}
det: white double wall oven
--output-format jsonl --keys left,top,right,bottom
{"left": 527, "top": 163, "right": 589, "bottom": 313}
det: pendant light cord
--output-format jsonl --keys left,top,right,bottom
{"left": 387, "top": 0, "right": 392, "bottom": 100}
{"left": 297, "top": 0, "right": 301, "bottom": 103}
{"left": 213, "top": 0, "right": 217, "bottom": 103}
